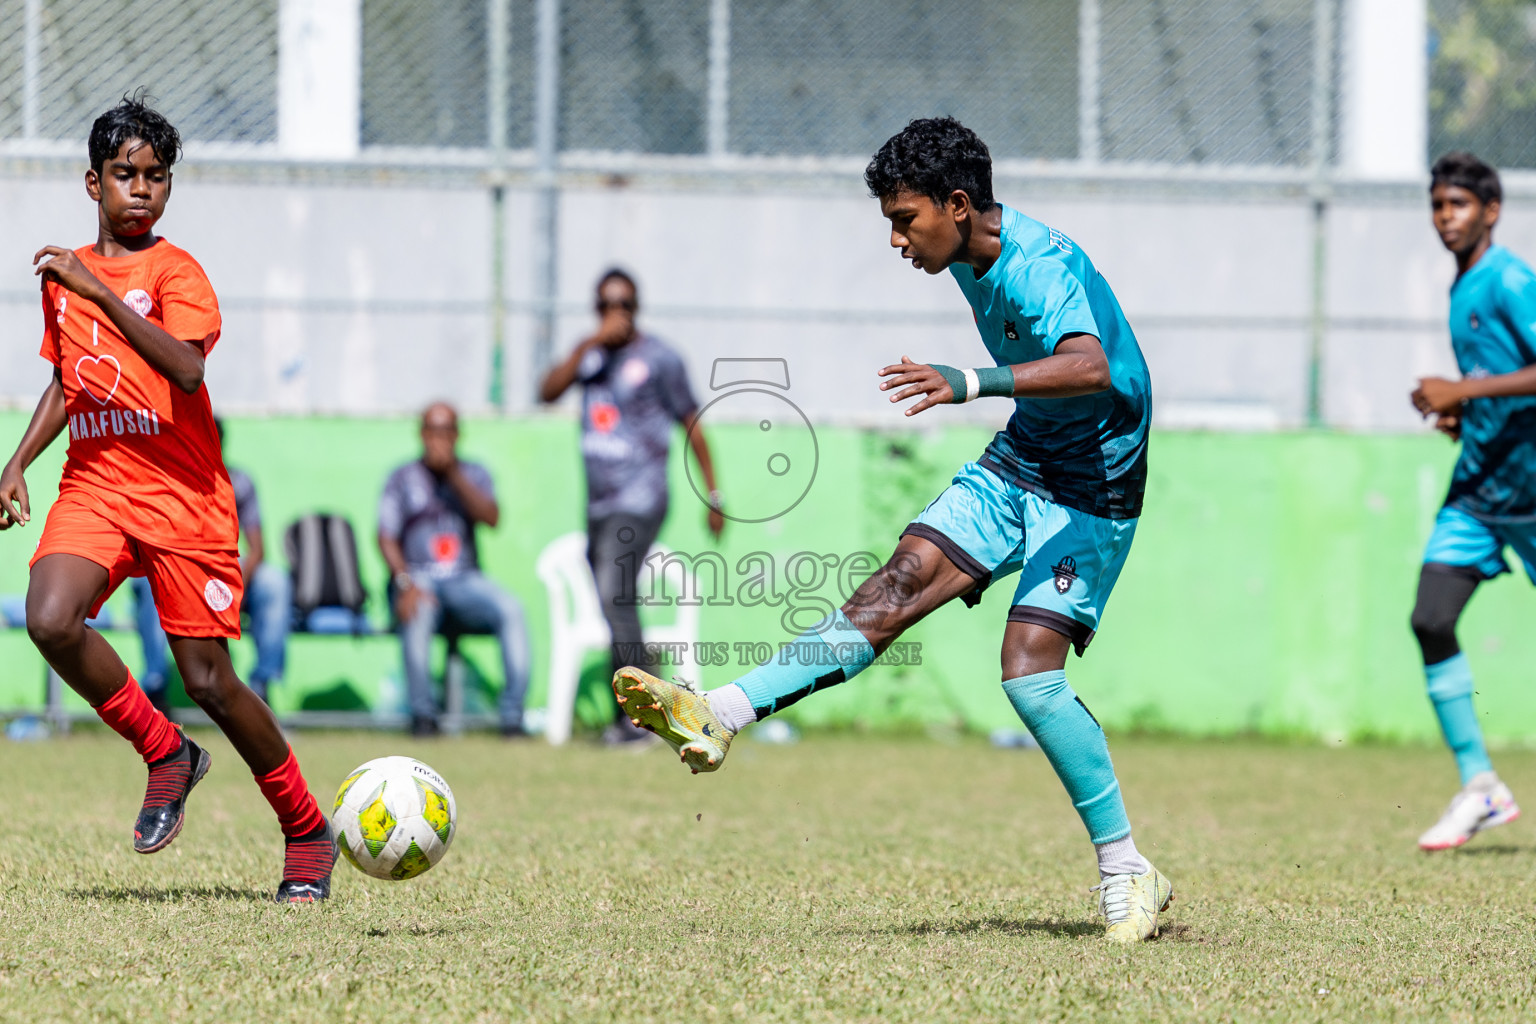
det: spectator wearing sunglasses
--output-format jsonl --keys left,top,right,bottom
{"left": 539, "top": 268, "right": 723, "bottom": 744}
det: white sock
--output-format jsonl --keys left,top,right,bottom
{"left": 1095, "top": 834, "right": 1150, "bottom": 879}
{"left": 705, "top": 683, "right": 757, "bottom": 734}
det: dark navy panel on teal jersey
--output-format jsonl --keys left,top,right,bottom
{"left": 1444, "top": 245, "right": 1536, "bottom": 521}
{"left": 949, "top": 206, "right": 1151, "bottom": 519}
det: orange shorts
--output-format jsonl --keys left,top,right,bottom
{"left": 32, "top": 498, "right": 243, "bottom": 638}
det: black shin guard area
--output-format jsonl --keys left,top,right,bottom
{"left": 1410, "top": 563, "right": 1482, "bottom": 666}
{"left": 760, "top": 668, "right": 846, "bottom": 720}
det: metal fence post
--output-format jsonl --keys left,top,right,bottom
{"left": 707, "top": 0, "right": 730, "bottom": 160}
{"left": 531, "top": 0, "right": 562, "bottom": 391}
{"left": 23, "top": 0, "right": 42, "bottom": 140}
{"left": 488, "top": 0, "right": 511, "bottom": 411}
{"left": 1077, "top": 0, "right": 1100, "bottom": 165}
{"left": 1307, "top": 0, "right": 1337, "bottom": 429}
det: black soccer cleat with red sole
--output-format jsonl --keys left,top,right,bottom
{"left": 275, "top": 820, "right": 337, "bottom": 904}
{"left": 134, "top": 734, "right": 212, "bottom": 854}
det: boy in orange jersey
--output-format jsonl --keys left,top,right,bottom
{"left": 0, "top": 97, "right": 335, "bottom": 903}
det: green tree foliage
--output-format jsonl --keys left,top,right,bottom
{"left": 1431, "top": 0, "right": 1536, "bottom": 166}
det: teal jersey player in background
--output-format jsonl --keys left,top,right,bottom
{"left": 1410, "top": 152, "right": 1536, "bottom": 851}
{"left": 610, "top": 117, "right": 1172, "bottom": 943}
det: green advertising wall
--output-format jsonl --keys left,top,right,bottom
{"left": 0, "top": 410, "right": 1528, "bottom": 745}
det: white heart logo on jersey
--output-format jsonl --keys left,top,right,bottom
{"left": 75, "top": 354, "right": 123, "bottom": 405}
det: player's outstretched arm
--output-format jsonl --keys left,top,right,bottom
{"left": 1009, "top": 334, "right": 1111, "bottom": 397}
{"left": 878, "top": 334, "right": 1111, "bottom": 417}
{"left": 1414, "top": 366, "right": 1536, "bottom": 416}
{"left": 33, "top": 246, "right": 209, "bottom": 394}
{"left": 0, "top": 371, "right": 67, "bottom": 529}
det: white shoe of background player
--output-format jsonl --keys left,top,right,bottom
{"left": 1418, "top": 771, "right": 1520, "bottom": 851}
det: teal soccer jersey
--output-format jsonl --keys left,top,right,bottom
{"left": 1444, "top": 245, "right": 1536, "bottom": 521}
{"left": 949, "top": 206, "right": 1151, "bottom": 519}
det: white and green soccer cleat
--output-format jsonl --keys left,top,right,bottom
{"left": 1093, "top": 863, "right": 1174, "bottom": 943}
{"left": 1418, "top": 771, "right": 1521, "bottom": 851}
{"left": 611, "top": 667, "right": 734, "bottom": 773}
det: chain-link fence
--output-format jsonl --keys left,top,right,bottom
{"left": 1100, "top": 0, "right": 1320, "bottom": 166}
{"left": 0, "top": 1, "right": 1505, "bottom": 429}
{"left": 2, "top": 0, "right": 1340, "bottom": 167}
{"left": 0, "top": 0, "right": 276, "bottom": 146}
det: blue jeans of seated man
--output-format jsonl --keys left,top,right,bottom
{"left": 131, "top": 564, "right": 291, "bottom": 698}
{"left": 401, "top": 569, "right": 531, "bottom": 728}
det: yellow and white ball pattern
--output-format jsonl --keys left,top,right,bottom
{"left": 332, "top": 756, "right": 457, "bottom": 880}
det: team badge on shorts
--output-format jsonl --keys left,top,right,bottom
{"left": 204, "top": 578, "right": 234, "bottom": 612}
{"left": 1052, "top": 556, "right": 1078, "bottom": 595}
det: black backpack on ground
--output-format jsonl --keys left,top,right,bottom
{"left": 284, "top": 513, "right": 367, "bottom": 623}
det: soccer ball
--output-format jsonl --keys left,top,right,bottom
{"left": 331, "top": 756, "right": 457, "bottom": 880}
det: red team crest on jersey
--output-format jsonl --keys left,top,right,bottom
{"left": 431, "top": 532, "right": 462, "bottom": 565}
{"left": 590, "top": 402, "right": 620, "bottom": 433}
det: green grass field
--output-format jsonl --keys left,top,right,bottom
{"left": 3, "top": 728, "right": 1534, "bottom": 1023}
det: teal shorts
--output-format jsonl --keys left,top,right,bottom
{"left": 902, "top": 462, "right": 1137, "bottom": 655}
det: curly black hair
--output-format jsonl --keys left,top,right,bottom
{"left": 864, "top": 117, "right": 995, "bottom": 212}
{"left": 88, "top": 92, "right": 181, "bottom": 174}
{"left": 1431, "top": 151, "right": 1501, "bottom": 206}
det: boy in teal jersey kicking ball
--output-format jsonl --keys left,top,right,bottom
{"left": 1410, "top": 152, "right": 1536, "bottom": 850}
{"left": 612, "top": 117, "right": 1171, "bottom": 942}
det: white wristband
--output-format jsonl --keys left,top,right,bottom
{"left": 960, "top": 367, "right": 981, "bottom": 404}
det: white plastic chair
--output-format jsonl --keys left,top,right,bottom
{"left": 535, "top": 531, "right": 700, "bottom": 745}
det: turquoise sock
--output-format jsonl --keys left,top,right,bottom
{"left": 734, "top": 611, "right": 875, "bottom": 718}
{"left": 1003, "top": 670, "right": 1130, "bottom": 844}
{"left": 1425, "top": 653, "right": 1493, "bottom": 784}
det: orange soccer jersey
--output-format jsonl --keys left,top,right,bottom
{"left": 38, "top": 240, "right": 238, "bottom": 553}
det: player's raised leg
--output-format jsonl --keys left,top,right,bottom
{"left": 1410, "top": 556, "right": 1519, "bottom": 850}
{"left": 614, "top": 533, "right": 975, "bottom": 772}
{"left": 170, "top": 635, "right": 335, "bottom": 902}
{"left": 25, "top": 551, "right": 208, "bottom": 854}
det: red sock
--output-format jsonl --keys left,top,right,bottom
{"left": 255, "top": 748, "right": 326, "bottom": 839}
{"left": 96, "top": 673, "right": 182, "bottom": 764}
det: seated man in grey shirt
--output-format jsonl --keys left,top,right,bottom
{"left": 540, "top": 268, "right": 723, "bottom": 743}
{"left": 378, "top": 402, "right": 531, "bottom": 737}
